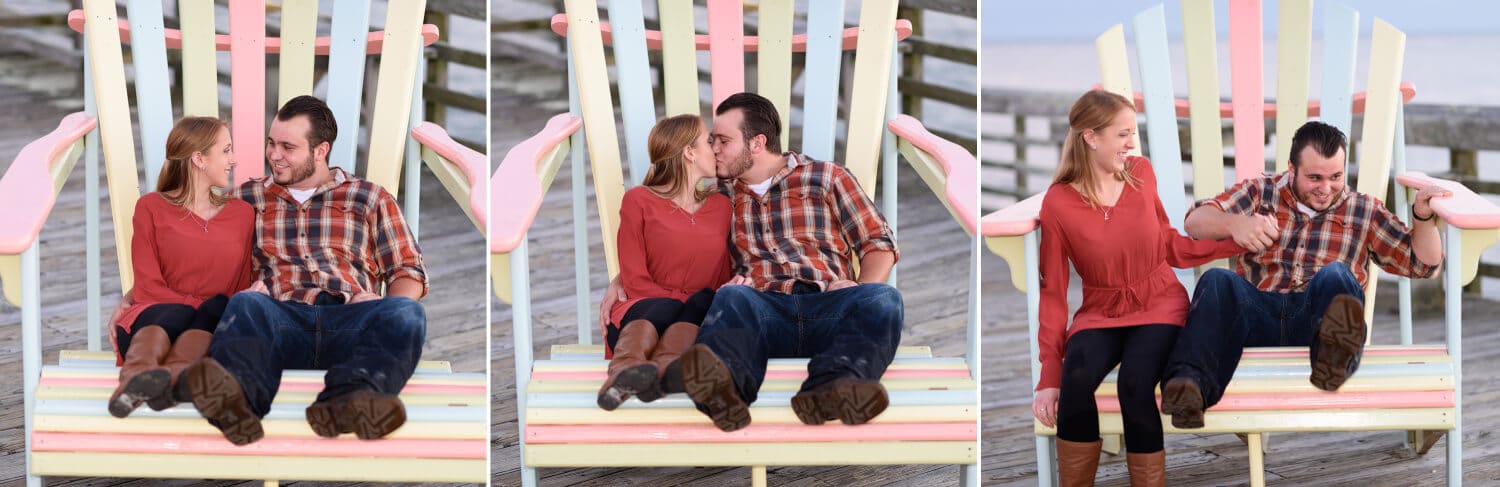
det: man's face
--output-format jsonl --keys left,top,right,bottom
{"left": 1291, "top": 144, "right": 1346, "bottom": 212}
{"left": 266, "top": 115, "right": 320, "bottom": 187}
{"left": 710, "top": 109, "right": 754, "bottom": 180}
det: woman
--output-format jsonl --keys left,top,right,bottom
{"left": 597, "top": 114, "right": 733, "bottom": 410}
{"left": 1031, "top": 90, "right": 1244, "bottom": 485}
{"left": 108, "top": 117, "right": 255, "bottom": 417}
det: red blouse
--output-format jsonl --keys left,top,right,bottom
{"left": 115, "top": 193, "right": 255, "bottom": 338}
{"left": 608, "top": 186, "right": 733, "bottom": 340}
{"left": 1036, "top": 157, "right": 1245, "bottom": 390}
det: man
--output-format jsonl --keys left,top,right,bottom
{"left": 610, "top": 92, "right": 904, "bottom": 432}
{"left": 178, "top": 95, "right": 429, "bottom": 445}
{"left": 1159, "top": 121, "right": 1448, "bottom": 428}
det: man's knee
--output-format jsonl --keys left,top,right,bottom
{"left": 851, "top": 283, "right": 903, "bottom": 314}
{"left": 374, "top": 296, "right": 426, "bottom": 331}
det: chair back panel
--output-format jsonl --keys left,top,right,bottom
{"left": 1094, "top": 24, "right": 1141, "bottom": 157}
{"left": 229, "top": 0, "right": 268, "bottom": 183}
{"left": 608, "top": 0, "right": 657, "bottom": 184}
{"left": 1319, "top": 3, "right": 1360, "bottom": 138}
{"left": 325, "top": 0, "right": 375, "bottom": 174}
{"left": 1133, "top": 5, "right": 1187, "bottom": 230}
{"left": 706, "top": 0, "right": 745, "bottom": 110}
{"left": 276, "top": 0, "right": 320, "bottom": 107}
{"left": 1356, "top": 19, "right": 1407, "bottom": 324}
{"left": 1182, "top": 0, "right": 1225, "bottom": 201}
{"left": 842, "top": 0, "right": 899, "bottom": 193}
{"left": 800, "top": 0, "right": 846, "bottom": 161}
{"left": 179, "top": 1, "right": 220, "bottom": 118}
{"left": 364, "top": 0, "right": 428, "bottom": 196}
{"left": 563, "top": 0, "right": 628, "bottom": 279}
{"left": 1228, "top": 0, "right": 1266, "bottom": 182}
{"left": 1273, "top": 0, "right": 1313, "bottom": 173}
{"left": 83, "top": 0, "right": 142, "bottom": 293}
{"left": 756, "top": 0, "right": 794, "bottom": 152}
{"left": 126, "top": 0, "right": 172, "bottom": 191}
{"left": 657, "top": 0, "right": 699, "bottom": 117}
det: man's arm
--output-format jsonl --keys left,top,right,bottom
{"left": 1409, "top": 185, "right": 1451, "bottom": 268}
{"left": 387, "top": 276, "right": 425, "bottom": 300}
{"left": 856, "top": 250, "right": 895, "bottom": 284}
{"left": 1185, "top": 206, "right": 1280, "bottom": 253}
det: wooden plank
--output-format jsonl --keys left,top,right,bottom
{"left": 325, "top": 0, "right": 374, "bottom": 174}
{"left": 1182, "top": 0, "right": 1226, "bottom": 201}
{"left": 527, "top": 376, "right": 975, "bottom": 394}
{"left": 1091, "top": 373, "right": 1452, "bottom": 396}
{"left": 548, "top": 344, "right": 934, "bottom": 357}
{"left": 1229, "top": 0, "right": 1266, "bottom": 181}
{"left": 706, "top": 0, "right": 745, "bottom": 110}
{"left": 1094, "top": 24, "right": 1140, "bottom": 156}
{"left": 32, "top": 452, "right": 485, "bottom": 482}
{"left": 843, "top": 0, "right": 900, "bottom": 192}
{"left": 1319, "top": 3, "right": 1360, "bottom": 137}
{"left": 526, "top": 422, "right": 975, "bottom": 444}
{"left": 1033, "top": 408, "right": 1454, "bottom": 435}
{"left": 1357, "top": 19, "right": 1406, "bottom": 201}
{"left": 757, "top": 0, "right": 793, "bottom": 151}
{"left": 1133, "top": 4, "right": 1187, "bottom": 229}
{"left": 527, "top": 404, "right": 974, "bottom": 425}
{"left": 534, "top": 356, "right": 967, "bottom": 372}
{"left": 276, "top": 0, "right": 319, "bottom": 107}
{"left": 33, "top": 432, "right": 484, "bottom": 458}
{"left": 1274, "top": 0, "right": 1312, "bottom": 172}
{"left": 800, "top": 0, "right": 845, "bottom": 161}
{"left": 608, "top": 0, "right": 656, "bottom": 185}
{"left": 563, "top": 0, "right": 625, "bottom": 279}
{"left": 36, "top": 387, "right": 483, "bottom": 406}
{"left": 656, "top": 0, "right": 699, "bottom": 116}
{"left": 83, "top": 0, "right": 142, "bottom": 293}
{"left": 526, "top": 441, "right": 975, "bottom": 467}
{"left": 364, "top": 0, "right": 427, "bottom": 196}
{"left": 527, "top": 388, "right": 975, "bottom": 409}
{"left": 177, "top": 0, "right": 218, "bottom": 117}
{"left": 229, "top": 0, "right": 267, "bottom": 184}
{"left": 126, "top": 0, "right": 172, "bottom": 191}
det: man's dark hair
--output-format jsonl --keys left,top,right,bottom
{"left": 276, "top": 95, "right": 338, "bottom": 154}
{"left": 715, "top": 92, "right": 782, "bottom": 154}
{"left": 1288, "top": 121, "right": 1346, "bottom": 167}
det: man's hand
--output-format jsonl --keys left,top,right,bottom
{"left": 240, "top": 280, "right": 270, "bottom": 296}
{"left": 827, "top": 279, "right": 858, "bottom": 291}
{"left": 1412, "top": 185, "right": 1453, "bottom": 222}
{"left": 349, "top": 291, "right": 382, "bottom": 304}
{"left": 719, "top": 275, "right": 751, "bottom": 289}
{"left": 1230, "top": 213, "right": 1279, "bottom": 253}
{"left": 599, "top": 276, "right": 627, "bottom": 327}
{"left": 1032, "top": 387, "right": 1061, "bottom": 428}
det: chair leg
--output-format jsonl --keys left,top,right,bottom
{"left": 960, "top": 463, "right": 978, "bottom": 487}
{"left": 262, "top": 481, "right": 278, "bottom": 487}
{"left": 751, "top": 465, "right": 767, "bottom": 487}
{"left": 1246, "top": 433, "right": 1265, "bottom": 487}
{"left": 1037, "top": 436, "right": 1057, "bottom": 487}
{"left": 1237, "top": 432, "right": 1271, "bottom": 454}
{"left": 1407, "top": 429, "right": 1445, "bottom": 455}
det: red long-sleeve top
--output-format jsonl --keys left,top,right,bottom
{"left": 1036, "top": 157, "right": 1245, "bottom": 390}
{"left": 607, "top": 186, "right": 733, "bottom": 347}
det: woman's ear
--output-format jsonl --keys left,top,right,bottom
{"left": 191, "top": 152, "right": 206, "bottom": 170}
{"left": 1080, "top": 129, "right": 1098, "bottom": 150}
{"left": 682, "top": 143, "right": 696, "bottom": 163}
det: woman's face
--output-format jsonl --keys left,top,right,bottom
{"left": 197, "top": 126, "right": 236, "bottom": 189}
{"left": 1088, "top": 108, "right": 1136, "bottom": 175}
{"left": 685, "top": 121, "right": 715, "bottom": 181}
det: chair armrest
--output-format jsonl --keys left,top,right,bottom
{"left": 411, "top": 122, "right": 487, "bottom": 232}
{"left": 980, "top": 191, "right": 1047, "bottom": 238}
{"left": 0, "top": 112, "right": 97, "bottom": 254}
{"left": 886, "top": 115, "right": 978, "bottom": 234}
{"left": 1395, "top": 172, "right": 1500, "bottom": 230}
{"left": 491, "top": 113, "right": 582, "bottom": 254}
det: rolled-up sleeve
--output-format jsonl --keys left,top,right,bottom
{"left": 370, "top": 189, "right": 429, "bottom": 298}
{"left": 829, "top": 164, "right": 899, "bottom": 263}
{"left": 1367, "top": 203, "right": 1440, "bottom": 279}
{"left": 1193, "top": 175, "right": 1265, "bottom": 216}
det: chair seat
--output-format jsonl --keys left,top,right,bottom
{"left": 524, "top": 344, "right": 979, "bottom": 467}
{"left": 30, "top": 350, "right": 488, "bottom": 483}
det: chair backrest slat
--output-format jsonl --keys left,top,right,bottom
{"left": 607, "top": 0, "right": 656, "bottom": 185}
{"left": 276, "top": 0, "right": 320, "bottom": 107}
{"left": 1228, "top": 0, "right": 1265, "bottom": 182}
{"left": 799, "top": 0, "right": 845, "bottom": 161}
{"left": 1182, "top": 0, "right": 1225, "bottom": 201}
{"left": 365, "top": 0, "right": 428, "bottom": 196}
{"left": 1273, "top": 0, "right": 1313, "bottom": 173}
{"left": 756, "top": 0, "right": 794, "bottom": 152}
{"left": 1095, "top": 24, "right": 1140, "bottom": 157}
{"left": 229, "top": 0, "right": 267, "bottom": 184}
{"left": 325, "top": 0, "right": 374, "bottom": 174}
{"left": 126, "top": 0, "right": 172, "bottom": 191}
{"left": 706, "top": 0, "right": 744, "bottom": 109}
{"left": 1319, "top": 3, "right": 1360, "bottom": 137}
{"left": 83, "top": 0, "right": 141, "bottom": 292}
{"left": 1134, "top": 5, "right": 1186, "bottom": 229}
{"left": 843, "top": 0, "right": 900, "bottom": 193}
{"left": 1356, "top": 19, "right": 1406, "bottom": 326}
{"left": 178, "top": 1, "right": 219, "bottom": 118}
{"left": 656, "top": 0, "right": 698, "bottom": 117}
{"left": 564, "top": 0, "right": 626, "bottom": 279}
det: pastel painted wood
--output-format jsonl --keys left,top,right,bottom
{"left": 229, "top": 0, "right": 266, "bottom": 184}
{"left": 325, "top": 0, "right": 374, "bottom": 174}
{"left": 364, "top": 0, "right": 426, "bottom": 196}
{"left": 125, "top": 0, "right": 171, "bottom": 190}
{"left": 1133, "top": 5, "right": 1186, "bottom": 230}
{"left": 1320, "top": 3, "right": 1360, "bottom": 137}
{"left": 706, "top": 0, "right": 744, "bottom": 109}
{"left": 844, "top": 0, "right": 900, "bottom": 192}
{"left": 562, "top": 0, "right": 626, "bottom": 279}
{"left": 1094, "top": 24, "right": 1140, "bottom": 156}
{"left": 276, "top": 0, "right": 319, "bottom": 106}
{"left": 608, "top": 0, "right": 656, "bottom": 184}
{"left": 83, "top": 0, "right": 141, "bottom": 293}
{"left": 1229, "top": 0, "right": 1265, "bottom": 181}
{"left": 758, "top": 0, "right": 794, "bottom": 151}
{"left": 656, "top": 0, "right": 698, "bottom": 116}
{"left": 1274, "top": 0, "right": 1312, "bottom": 172}
{"left": 177, "top": 0, "right": 218, "bottom": 117}
{"left": 1182, "top": 0, "right": 1225, "bottom": 201}
{"left": 801, "top": 0, "right": 845, "bottom": 161}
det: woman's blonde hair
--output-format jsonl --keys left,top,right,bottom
{"left": 643, "top": 114, "right": 711, "bottom": 202}
{"left": 157, "top": 116, "right": 231, "bottom": 207}
{"left": 1053, "top": 90, "right": 1141, "bottom": 208}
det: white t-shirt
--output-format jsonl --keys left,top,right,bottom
{"left": 288, "top": 187, "right": 317, "bottom": 204}
{"left": 743, "top": 154, "right": 797, "bottom": 196}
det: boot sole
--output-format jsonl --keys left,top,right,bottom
{"left": 109, "top": 369, "right": 170, "bottom": 418}
{"left": 598, "top": 363, "right": 660, "bottom": 410}
{"left": 306, "top": 393, "right": 408, "bottom": 440}
{"left": 1310, "top": 297, "right": 1366, "bottom": 391}
{"left": 185, "top": 360, "right": 264, "bottom": 445}
{"left": 680, "top": 345, "right": 751, "bottom": 432}
{"left": 791, "top": 380, "right": 889, "bottom": 426}
{"left": 1160, "top": 378, "right": 1205, "bottom": 429}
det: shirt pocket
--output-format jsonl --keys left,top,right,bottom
{"left": 781, "top": 187, "right": 841, "bottom": 257}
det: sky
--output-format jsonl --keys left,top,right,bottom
{"left": 982, "top": 0, "right": 1500, "bottom": 42}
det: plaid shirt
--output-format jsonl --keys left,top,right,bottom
{"left": 1195, "top": 171, "right": 1438, "bottom": 293}
{"left": 717, "top": 152, "right": 899, "bottom": 294}
{"left": 235, "top": 168, "right": 428, "bottom": 304}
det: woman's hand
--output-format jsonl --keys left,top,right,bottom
{"left": 107, "top": 290, "right": 133, "bottom": 346}
{"left": 719, "top": 275, "right": 751, "bottom": 289}
{"left": 1032, "top": 387, "right": 1061, "bottom": 428}
{"left": 239, "top": 280, "right": 270, "bottom": 296}
{"left": 600, "top": 276, "right": 626, "bottom": 327}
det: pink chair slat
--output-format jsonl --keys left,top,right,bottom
{"left": 1110, "top": 82, "right": 1417, "bottom": 119}
{"left": 0, "top": 113, "right": 97, "bottom": 254}
{"left": 38, "top": 377, "right": 484, "bottom": 394}
{"left": 1228, "top": 0, "right": 1265, "bottom": 182}
{"left": 707, "top": 0, "right": 744, "bottom": 108}
{"left": 979, "top": 190, "right": 1046, "bottom": 237}
{"left": 32, "top": 432, "right": 485, "bottom": 459}
{"left": 1093, "top": 390, "right": 1455, "bottom": 413}
{"left": 229, "top": 0, "right": 266, "bottom": 183}
{"left": 531, "top": 368, "right": 969, "bottom": 382}
{"left": 491, "top": 114, "right": 582, "bottom": 253}
{"left": 547, "top": 14, "right": 913, "bottom": 52}
{"left": 1241, "top": 346, "right": 1445, "bottom": 359}
{"left": 66, "top": 11, "right": 439, "bottom": 53}
{"left": 1396, "top": 172, "right": 1500, "bottom": 229}
{"left": 412, "top": 122, "right": 488, "bottom": 228}
{"left": 526, "top": 422, "right": 976, "bottom": 444}
{"left": 888, "top": 115, "right": 980, "bottom": 233}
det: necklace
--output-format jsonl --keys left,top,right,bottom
{"left": 1101, "top": 205, "right": 1114, "bottom": 221}
{"left": 671, "top": 200, "right": 698, "bottom": 225}
{"left": 183, "top": 210, "right": 209, "bottom": 233}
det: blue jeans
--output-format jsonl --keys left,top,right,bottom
{"left": 1163, "top": 262, "right": 1363, "bottom": 407}
{"left": 208, "top": 292, "right": 426, "bottom": 417}
{"left": 694, "top": 283, "right": 904, "bottom": 404}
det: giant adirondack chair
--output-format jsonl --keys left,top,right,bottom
{"left": 0, "top": 0, "right": 488, "bottom": 485}
{"left": 493, "top": 0, "right": 980, "bottom": 485}
{"left": 984, "top": 1, "right": 1500, "bottom": 485}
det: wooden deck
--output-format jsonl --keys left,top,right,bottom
{"left": 982, "top": 249, "right": 1500, "bottom": 486}
{"left": 0, "top": 52, "right": 487, "bottom": 485}
{"left": 488, "top": 46, "right": 978, "bottom": 487}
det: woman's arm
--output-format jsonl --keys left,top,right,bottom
{"left": 1036, "top": 204, "right": 1071, "bottom": 392}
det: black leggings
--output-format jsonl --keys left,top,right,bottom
{"left": 1056, "top": 324, "right": 1179, "bottom": 454}
{"left": 115, "top": 294, "right": 230, "bottom": 355}
{"left": 606, "top": 288, "right": 715, "bottom": 351}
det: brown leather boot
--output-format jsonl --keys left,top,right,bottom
{"left": 790, "top": 377, "right": 890, "bottom": 426}
{"left": 152, "top": 328, "right": 213, "bottom": 411}
{"left": 1127, "top": 450, "right": 1166, "bottom": 487}
{"left": 1310, "top": 294, "right": 1367, "bottom": 391}
{"left": 597, "top": 320, "right": 660, "bottom": 410}
{"left": 183, "top": 357, "right": 264, "bottom": 445}
{"left": 638, "top": 322, "right": 698, "bottom": 403}
{"left": 108, "top": 326, "right": 172, "bottom": 418}
{"left": 1056, "top": 438, "right": 1102, "bottom": 487}
{"left": 306, "top": 388, "right": 408, "bottom": 440}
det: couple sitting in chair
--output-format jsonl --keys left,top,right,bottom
{"left": 1032, "top": 90, "right": 1448, "bottom": 485}
{"left": 596, "top": 92, "right": 905, "bottom": 432}
{"left": 108, "top": 95, "right": 428, "bottom": 445}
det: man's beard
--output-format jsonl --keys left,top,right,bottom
{"left": 720, "top": 146, "right": 753, "bottom": 180}
{"left": 274, "top": 154, "right": 317, "bottom": 186}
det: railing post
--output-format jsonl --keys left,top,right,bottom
{"left": 1015, "top": 114, "right": 1028, "bottom": 196}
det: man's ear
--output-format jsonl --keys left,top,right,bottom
{"left": 751, "top": 134, "right": 767, "bottom": 154}
{"left": 315, "top": 141, "right": 331, "bottom": 165}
